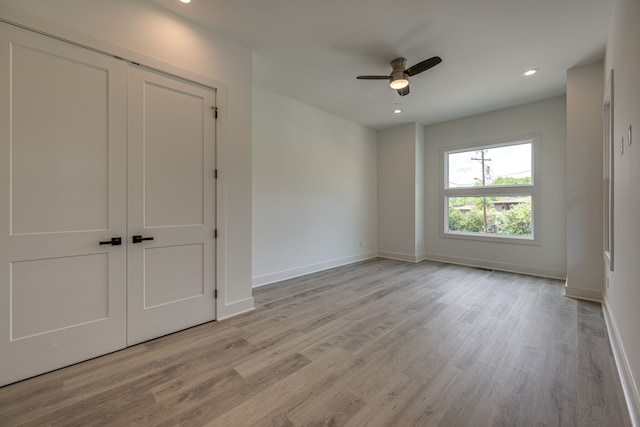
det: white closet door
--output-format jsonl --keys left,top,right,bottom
{"left": 0, "top": 24, "right": 128, "bottom": 386}
{"left": 127, "top": 66, "right": 216, "bottom": 346}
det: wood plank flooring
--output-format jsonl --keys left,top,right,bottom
{"left": 0, "top": 258, "right": 632, "bottom": 426}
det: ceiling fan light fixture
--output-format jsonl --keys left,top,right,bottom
{"left": 357, "top": 56, "right": 441, "bottom": 96}
{"left": 389, "top": 71, "right": 409, "bottom": 90}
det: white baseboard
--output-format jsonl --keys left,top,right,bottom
{"left": 423, "top": 252, "right": 565, "bottom": 279}
{"left": 564, "top": 275, "right": 603, "bottom": 302}
{"left": 602, "top": 298, "right": 640, "bottom": 427}
{"left": 217, "top": 297, "right": 255, "bottom": 320}
{"left": 378, "top": 251, "right": 425, "bottom": 263}
{"left": 563, "top": 283, "right": 603, "bottom": 302}
{"left": 252, "top": 252, "right": 377, "bottom": 288}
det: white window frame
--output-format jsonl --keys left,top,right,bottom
{"left": 603, "top": 69, "right": 614, "bottom": 271}
{"left": 440, "top": 134, "right": 540, "bottom": 245}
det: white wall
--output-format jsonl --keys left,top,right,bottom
{"left": 0, "top": 0, "right": 254, "bottom": 318}
{"left": 565, "top": 62, "right": 604, "bottom": 301}
{"left": 378, "top": 123, "right": 422, "bottom": 261}
{"left": 424, "top": 97, "right": 567, "bottom": 278}
{"left": 252, "top": 86, "right": 377, "bottom": 287}
{"left": 603, "top": 0, "right": 640, "bottom": 421}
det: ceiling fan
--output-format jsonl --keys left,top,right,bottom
{"left": 357, "top": 56, "right": 442, "bottom": 96}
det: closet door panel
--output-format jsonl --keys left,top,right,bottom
{"left": 10, "top": 40, "right": 109, "bottom": 234}
{"left": 127, "top": 66, "right": 215, "bottom": 346}
{"left": 0, "top": 24, "right": 127, "bottom": 386}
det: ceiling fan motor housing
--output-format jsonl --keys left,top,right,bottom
{"left": 389, "top": 58, "right": 409, "bottom": 89}
{"left": 391, "top": 58, "right": 407, "bottom": 72}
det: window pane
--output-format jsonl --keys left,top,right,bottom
{"left": 447, "top": 195, "right": 532, "bottom": 238}
{"left": 447, "top": 142, "right": 532, "bottom": 188}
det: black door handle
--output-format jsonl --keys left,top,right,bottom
{"left": 99, "top": 237, "right": 122, "bottom": 246}
{"left": 132, "top": 235, "right": 154, "bottom": 244}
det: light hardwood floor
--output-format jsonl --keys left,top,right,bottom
{"left": 0, "top": 259, "right": 632, "bottom": 426}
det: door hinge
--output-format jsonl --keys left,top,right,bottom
{"left": 212, "top": 106, "right": 218, "bottom": 119}
{"left": 214, "top": 289, "right": 218, "bottom": 299}
{"left": 214, "top": 229, "right": 218, "bottom": 239}
{"left": 214, "top": 169, "right": 218, "bottom": 179}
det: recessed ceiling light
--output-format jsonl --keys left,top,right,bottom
{"left": 393, "top": 108, "right": 402, "bottom": 114}
{"left": 179, "top": 0, "right": 191, "bottom": 3}
{"left": 523, "top": 68, "right": 539, "bottom": 77}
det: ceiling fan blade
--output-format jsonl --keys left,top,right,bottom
{"left": 356, "top": 75, "right": 390, "bottom": 80}
{"left": 397, "top": 85, "right": 410, "bottom": 97}
{"left": 405, "top": 56, "right": 442, "bottom": 76}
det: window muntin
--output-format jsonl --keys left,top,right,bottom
{"left": 443, "top": 139, "right": 534, "bottom": 241}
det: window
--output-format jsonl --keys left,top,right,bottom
{"left": 443, "top": 138, "right": 535, "bottom": 241}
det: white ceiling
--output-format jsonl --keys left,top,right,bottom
{"left": 150, "top": 0, "right": 613, "bottom": 130}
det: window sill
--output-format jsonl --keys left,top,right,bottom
{"left": 442, "top": 230, "right": 539, "bottom": 246}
